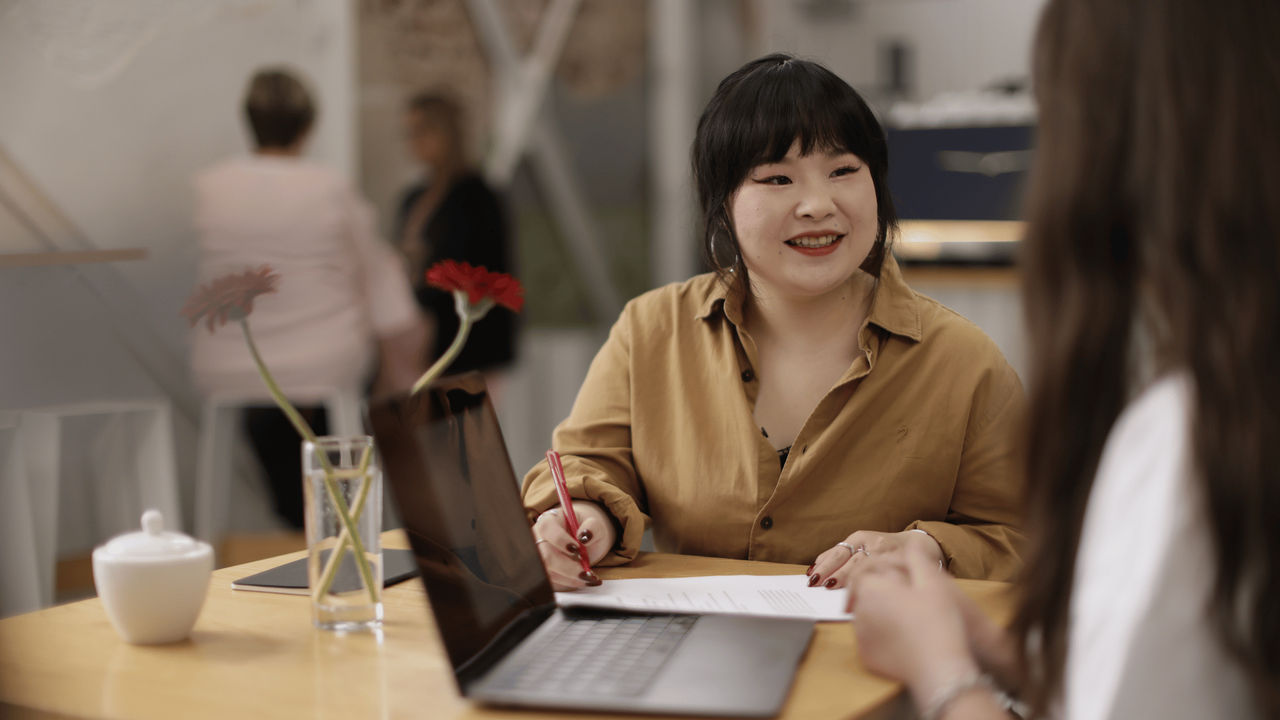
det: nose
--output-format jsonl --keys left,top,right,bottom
{"left": 794, "top": 180, "right": 836, "bottom": 220}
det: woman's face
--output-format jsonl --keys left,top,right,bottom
{"left": 405, "top": 110, "right": 453, "bottom": 170}
{"left": 729, "top": 139, "right": 879, "bottom": 300}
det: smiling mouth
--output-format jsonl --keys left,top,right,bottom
{"left": 785, "top": 234, "right": 842, "bottom": 249}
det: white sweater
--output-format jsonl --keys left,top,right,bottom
{"left": 1066, "top": 373, "right": 1257, "bottom": 719}
{"left": 190, "top": 155, "right": 417, "bottom": 401}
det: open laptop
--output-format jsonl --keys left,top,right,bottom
{"left": 370, "top": 372, "right": 814, "bottom": 717}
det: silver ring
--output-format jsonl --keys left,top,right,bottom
{"left": 535, "top": 538, "right": 550, "bottom": 546}
{"left": 835, "top": 541, "right": 858, "bottom": 555}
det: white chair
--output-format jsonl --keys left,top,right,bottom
{"left": 194, "top": 387, "right": 364, "bottom": 546}
{"left": 12, "top": 399, "right": 180, "bottom": 611}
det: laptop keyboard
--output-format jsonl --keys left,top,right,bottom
{"left": 487, "top": 614, "right": 698, "bottom": 698}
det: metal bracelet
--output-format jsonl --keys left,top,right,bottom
{"left": 919, "top": 671, "right": 995, "bottom": 720}
{"left": 908, "top": 528, "right": 947, "bottom": 571}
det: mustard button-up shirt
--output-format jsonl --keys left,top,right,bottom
{"left": 522, "top": 257, "right": 1025, "bottom": 580}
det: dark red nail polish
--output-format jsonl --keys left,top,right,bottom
{"left": 808, "top": 574, "right": 821, "bottom": 587}
{"left": 566, "top": 543, "right": 579, "bottom": 554}
{"left": 580, "top": 571, "right": 602, "bottom": 586}
{"left": 806, "top": 564, "right": 814, "bottom": 576}
{"left": 579, "top": 529, "right": 593, "bottom": 543}
{"left": 825, "top": 578, "right": 837, "bottom": 589}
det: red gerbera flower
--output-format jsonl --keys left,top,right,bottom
{"left": 181, "top": 266, "right": 279, "bottom": 332}
{"left": 410, "top": 260, "right": 524, "bottom": 394}
{"left": 426, "top": 260, "right": 524, "bottom": 312}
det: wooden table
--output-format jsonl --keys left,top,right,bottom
{"left": 0, "top": 533, "right": 1015, "bottom": 719}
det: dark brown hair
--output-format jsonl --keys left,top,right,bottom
{"left": 1016, "top": 0, "right": 1280, "bottom": 715}
{"left": 407, "top": 92, "right": 466, "bottom": 163}
{"left": 691, "top": 53, "right": 897, "bottom": 283}
{"left": 243, "top": 68, "right": 315, "bottom": 149}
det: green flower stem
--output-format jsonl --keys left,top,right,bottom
{"left": 409, "top": 292, "right": 493, "bottom": 395}
{"left": 312, "top": 444, "right": 375, "bottom": 599}
{"left": 240, "top": 320, "right": 379, "bottom": 605}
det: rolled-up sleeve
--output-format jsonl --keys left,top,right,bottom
{"left": 521, "top": 302, "right": 650, "bottom": 566}
{"left": 908, "top": 360, "right": 1026, "bottom": 580}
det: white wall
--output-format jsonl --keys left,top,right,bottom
{"left": 0, "top": 1, "right": 354, "bottom": 383}
{"left": 756, "top": 0, "right": 1047, "bottom": 101}
{"left": 0, "top": 0, "right": 357, "bottom": 553}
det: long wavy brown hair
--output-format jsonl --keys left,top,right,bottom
{"left": 1015, "top": 0, "right": 1280, "bottom": 715}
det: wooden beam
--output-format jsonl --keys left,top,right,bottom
{"left": 0, "top": 248, "right": 147, "bottom": 268}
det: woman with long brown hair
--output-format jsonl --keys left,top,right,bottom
{"left": 846, "top": 0, "right": 1280, "bottom": 718}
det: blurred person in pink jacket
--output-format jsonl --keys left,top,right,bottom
{"left": 190, "top": 67, "right": 425, "bottom": 528}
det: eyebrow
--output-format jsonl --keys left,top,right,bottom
{"left": 751, "top": 147, "right": 858, "bottom": 168}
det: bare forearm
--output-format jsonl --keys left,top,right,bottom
{"left": 971, "top": 626, "right": 1024, "bottom": 698}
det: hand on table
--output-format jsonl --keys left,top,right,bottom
{"left": 533, "top": 500, "right": 616, "bottom": 591}
{"left": 807, "top": 529, "right": 944, "bottom": 590}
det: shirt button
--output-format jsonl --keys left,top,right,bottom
{"left": 741, "top": 369, "right": 754, "bottom": 382}
{"left": 760, "top": 516, "right": 773, "bottom": 530}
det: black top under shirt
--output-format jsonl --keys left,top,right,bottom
{"left": 396, "top": 173, "right": 517, "bottom": 373}
{"left": 761, "top": 427, "right": 792, "bottom": 469}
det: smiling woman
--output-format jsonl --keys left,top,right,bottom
{"left": 731, "top": 142, "right": 879, "bottom": 301}
{"left": 520, "top": 53, "right": 1027, "bottom": 596}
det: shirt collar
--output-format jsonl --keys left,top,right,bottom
{"left": 695, "top": 272, "right": 744, "bottom": 325}
{"left": 694, "top": 254, "right": 923, "bottom": 343}
{"left": 866, "top": 254, "right": 923, "bottom": 342}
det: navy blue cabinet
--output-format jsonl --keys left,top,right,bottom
{"left": 886, "top": 125, "right": 1035, "bottom": 221}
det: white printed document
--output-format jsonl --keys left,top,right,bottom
{"left": 555, "top": 575, "right": 851, "bottom": 622}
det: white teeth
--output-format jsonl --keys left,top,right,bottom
{"left": 789, "top": 234, "right": 839, "bottom": 248}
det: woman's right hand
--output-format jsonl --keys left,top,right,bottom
{"left": 848, "top": 547, "right": 1023, "bottom": 706}
{"left": 848, "top": 547, "right": 979, "bottom": 705}
{"left": 532, "top": 500, "right": 615, "bottom": 591}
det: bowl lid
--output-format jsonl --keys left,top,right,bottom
{"left": 98, "top": 510, "right": 209, "bottom": 559}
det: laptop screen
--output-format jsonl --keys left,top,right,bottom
{"left": 370, "top": 373, "right": 555, "bottom": 685}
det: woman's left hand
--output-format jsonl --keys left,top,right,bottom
{"left": 807, "top": 529, "right": 943, "bottom": 589}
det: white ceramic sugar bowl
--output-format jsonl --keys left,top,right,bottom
{"left": 92, "top": 510, "right": 214, "bottom": 644}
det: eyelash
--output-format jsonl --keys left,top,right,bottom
{"left": 751, "top": 165, "right": 861, "bottom": 185}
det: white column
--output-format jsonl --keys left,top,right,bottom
{"left": 649, "top": 0, "right": 699, "bottom": 287}
{"left": 463, "top": 0, "right": 622, "bottom": 319}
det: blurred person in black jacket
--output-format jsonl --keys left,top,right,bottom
{"left": 396, "top": 93, "right": 517, "bottom": 377}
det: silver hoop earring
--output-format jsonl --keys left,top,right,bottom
{"left": 711, "top": 221, "right": 739, "bottom": 271}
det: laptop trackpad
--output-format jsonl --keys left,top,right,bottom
{"left": 642, "top": 615, "right": 814, "bottom": 717}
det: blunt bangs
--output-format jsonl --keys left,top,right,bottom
{"left": 735, "top": 64, "right": 885, "bottom": 173}
{"left": 694, "top": 53, "right": 897, "bottom": 279}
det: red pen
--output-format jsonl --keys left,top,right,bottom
{"left": 546, "top": 449, "right": 598, "bottom": 582}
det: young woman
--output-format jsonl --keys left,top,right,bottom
{"left": 395, "top": 93, "right": 516, "bottom": 376}
{"left": 523, "top": 54, "right": 1026, "bottom": 590}
{"left": 847, "top": 1, "right": 1280, "bottom": 718}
